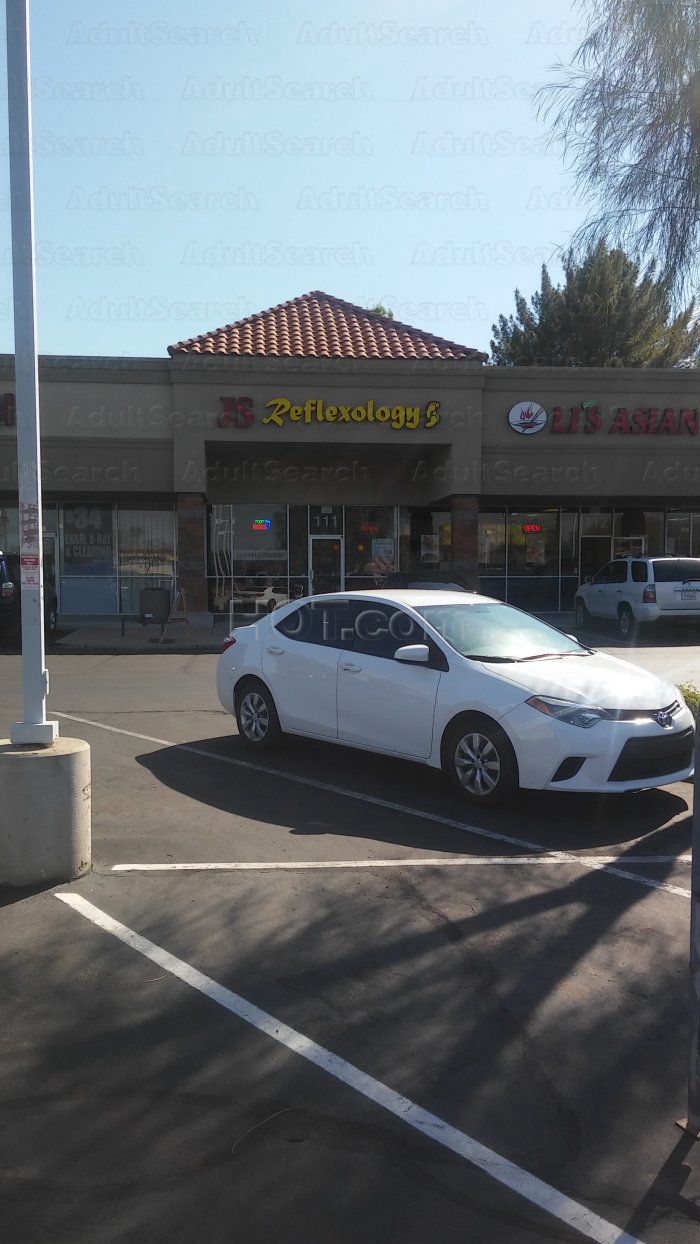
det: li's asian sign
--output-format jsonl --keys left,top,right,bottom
{"left": 508, "top": 398, "right": 700, "bottom": 436}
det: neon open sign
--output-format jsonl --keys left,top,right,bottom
{"left": 522, "top": 523, "right": 542, "bottom": 534}
{"left": 252, "top": 518, "right": 271, "bottom": 532}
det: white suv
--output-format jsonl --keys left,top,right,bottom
{"left": 574, "top": 556, "right": 700, "bottom": 639}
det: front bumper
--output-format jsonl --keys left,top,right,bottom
{"left": 500, "top": 701, "right": 695, "bottom": 793}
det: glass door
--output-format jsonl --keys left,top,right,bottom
{"left": 310, "top": 536, "right": 343, "bottom": 594}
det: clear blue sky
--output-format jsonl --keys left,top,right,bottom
{"left": 0, "top": 0, "right": 588, "bottom": 359}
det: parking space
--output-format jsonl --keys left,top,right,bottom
{"left": 2, "top": 649, "right": 700, "bottom": 1242}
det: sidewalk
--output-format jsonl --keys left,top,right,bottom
{"left": 52, "top": 612, "right": 700, "bottom": 686}
{"left": 54, "top": 621, "right": 228, "bottom": 655}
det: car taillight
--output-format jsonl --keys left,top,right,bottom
{"left": 643, "top": 585, "right": 656, "bottom": 603}
{"left": 221, "top": 635, "right": 236, "bottom": 652}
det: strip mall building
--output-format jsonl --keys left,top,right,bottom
{"left": 1, "top": 289, "right": 700, "bottom": 621}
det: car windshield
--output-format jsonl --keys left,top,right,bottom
{"left": 652, "top": 559, "right": 700, "bottom": 583}
{"left": 416, "top": 602, "right": 586, "bottom": 662}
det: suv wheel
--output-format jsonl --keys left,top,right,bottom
{"left": 574, "top": 598, "right": 588, "bottom": 629}
{"left": 618, "top": 604, "right": 637, "bottom": 641}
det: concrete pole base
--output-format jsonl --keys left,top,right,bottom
{"left": 0, "top": 737, "right": 91, "bottom": 886}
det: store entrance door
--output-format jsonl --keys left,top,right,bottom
{"left": 310, "top": 537, "right": 343, "bottom": 595}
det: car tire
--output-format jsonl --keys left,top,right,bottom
{"left": 266, "top": 599, "right": 277, "bottom": 613}
{"left": 442, "top": 713, "right": 519, "bottom": 806}
{"left": 574, "top": 598, "right": 589, "bottom": 630}
{"left": 618, "top": 604, "right": 637, "bottom": 642}
{"left": 45, "top": 608, "right": 58, "bottom": 639}
{"left": 234, "top": 679, "right": 282, "bottom": 750}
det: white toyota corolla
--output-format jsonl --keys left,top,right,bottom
{"left": 216, "top": 590, "right": 695, "bottom": 804}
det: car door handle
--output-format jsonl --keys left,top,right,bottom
{"left": 266, "top": 645, "right": 284, "bottom": 655}
{"left": 340, "top": 662, "right": 363, "bottom": 673}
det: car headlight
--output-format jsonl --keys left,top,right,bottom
{"left": 0, "top": 580, "right": 14, "bottom": 599}
{"left": 526, "top": 695, "right": 612, "bottom": 728}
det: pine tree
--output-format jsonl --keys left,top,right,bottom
{"left": 490, "top": 243, "right": 700, "bottom": 367}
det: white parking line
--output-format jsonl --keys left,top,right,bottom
{"left": 56, "top": 892, "right": 645, "bottom": 1244}
{"left": 112, "top": 855, "right": 692, "bottom": 873}
{"left": 57, "top": 711, "right": 692, "bottom": 901}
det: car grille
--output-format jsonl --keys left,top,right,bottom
{"left": 606, "top": 700, "right": 682, "bottom": 722}
{"left": 608, "top": 727, "right": 694, "bottom": 782}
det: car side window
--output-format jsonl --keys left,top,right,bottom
{"left": 592, "top": 564, "right": 612, "bottom": 584}
{"left": 609, "top": 562, "right": 627, "bottom": 584}
{"left": 274, "top": 601, "right": 355, "bottom": 649}
{"left": 631, "top": 561, "right": 648, "bottom": 583}
{"left": 350, "top": 602, "right": 448, "bottom": 669}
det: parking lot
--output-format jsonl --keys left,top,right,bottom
{"left": 2, "top": 640, "right": 700, "bottom": 1243}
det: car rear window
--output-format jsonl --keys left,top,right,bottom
{"left": 652, "top": 559, "right": 700, "bottom": 583}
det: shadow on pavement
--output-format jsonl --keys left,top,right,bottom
{"left": 137, "top": 732, "right": 692, "bottom": 858}
{"left": 1, "top": 825, "right": 699, "bottom": 1241}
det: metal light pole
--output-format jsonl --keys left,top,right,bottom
{"left": 0, "top": 0, "right": 89, "bottom": 887}
{"left": 6, "top": 0, "right": 57, "bottom": 746}
{"left": 679, "top": 712, "right": 700, "bottom": 1136}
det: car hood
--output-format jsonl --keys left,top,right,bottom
{"left": 480, "top": 650, "right": 680, "bottom": 710}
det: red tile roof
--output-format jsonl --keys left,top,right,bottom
{"left": 168, "top": 290, "right": 485, "bottom": 361}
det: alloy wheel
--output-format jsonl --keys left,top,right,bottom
{"left": 239, "top": 691, "right": 270, "bottom": 742}
{"left": 454, "top": 731, "right": 501, "bottom": 796}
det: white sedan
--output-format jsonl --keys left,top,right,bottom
{"left": 216, "top": 589, "right": 695, "bottom": 804}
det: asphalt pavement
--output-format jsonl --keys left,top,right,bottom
{"left": 1, "top": 641, "right": 700, "bottom": 1243}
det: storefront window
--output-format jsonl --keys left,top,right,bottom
{"left": 228, "top": 504, "right": 289, "bottom": 619}
{"left": 118, "top": 508, "right": 175, "bottom": 614}
{"left": 666, "top": 511, "right": 700, "bottom": 557}
{"left": 580, "top": 508, "right": 612, "bottom": 536}
{"left": 666, "top": 511, "right": 691, "bottom": 556}
{"left": 507, "top": 512, "right": 559, "bottom": 576}
{"left": 0, "top": 505, "right": 19, "bottom": 553}
{"left": 507, "top": 511, "right": 559, "bottom": 611}
{"left": 0, "top": 504, "right": 56, "bottom": 553}
{"left": 60, "top": 503, "right": 117, "bottom": 614}
{"left": 478, "top": 510, "right": 505, "bottom": 601}
{"left": 478, "top": 511, "right": 506, "bottom": 574}
{"left": 613, "top": 508, "right": 664, "bottom": 557}
{"left": 399, "top": 508, "right": 450, "bottom": 572}
{"left": 345, "top": 506, "right": 396, "bottom": 587}
{"left": 560, "top": 509, "right": 580, "bottom": 610}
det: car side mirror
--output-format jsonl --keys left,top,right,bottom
{"left": 584, "top": 576, "right": 592, "bottom": 584}
{"left": 394, "top": 643, "right": 430, "bottom": 665}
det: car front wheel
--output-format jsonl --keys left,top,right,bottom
{"left": 443, "top": 714, "right": 518, "bottom": 806}
{"left": 234, "top": 680, "right": 282, "bottom": 750}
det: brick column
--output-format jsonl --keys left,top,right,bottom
{"left": 451, "top": 494, "right": 479, "bottom": 589}
{"left": 176, "top": 494, "right": 208, "bottom": 613}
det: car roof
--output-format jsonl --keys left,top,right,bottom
{"left": 292, "top": 589, "right": 498, "bottom": 607}
{"left": 612, "top": 555, "right": 700, "bottom": 563}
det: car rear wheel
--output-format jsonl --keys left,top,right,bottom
{"left": 45, "top": 608, "right": 57, "bottom": 639}
{"left": 443, "top": 714, "right": 518, "bottom": 806}
{"left": 234, "top": 680, "right": 282, "bottom": 750}
{"left": 618, "top": 604, "right": 637, "bottom": 642}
